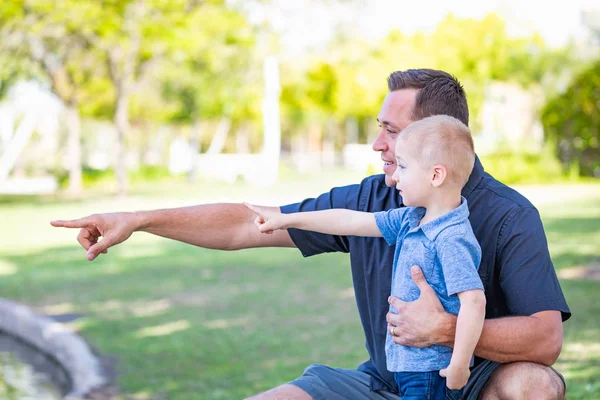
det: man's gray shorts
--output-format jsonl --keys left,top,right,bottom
{"left": 289, "top": 361, "right": 566, "bottom": 399}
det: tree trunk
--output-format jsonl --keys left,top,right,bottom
{"left": 187, "top": 118, "right": 204, "bottom": 183}
{"left": 206, "top": 117, "right": 231, "bottom": 154}
{"left": 0, "top": 114, "right": 36, "bottom": 181}
{"left": 235, "top": 124, "right": 250, "bottom": 153}
{"left": 64, "top": 105, "right": 82, "bottom": 196}
{"left": 114, "top": 87, "right": 129, "bottom": 197}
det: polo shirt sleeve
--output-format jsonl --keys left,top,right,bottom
{"left": 497, "top": 207, "right": 571, "bottom": 320}
{"left": 280, "top": 183, "right": 361, "bottom": 257}
{"left": 437, "top": 234, "right": 484, "bottom": 296}
{"left": 373, "top": 208, "right": 411, "bottom": 246}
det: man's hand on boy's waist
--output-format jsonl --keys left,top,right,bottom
{"left": 386, "top": 265, "right": 455, "bottom": 348}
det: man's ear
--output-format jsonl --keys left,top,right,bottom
{"left": 431, "top": 164, "right": 447, "bottom": 187}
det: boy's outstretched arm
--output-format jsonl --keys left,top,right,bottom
{"left": 440, "top": 289, "right": 486, "bottom": 390}
{"left": 244, "top": 203, "right": 382, "bottom": 237}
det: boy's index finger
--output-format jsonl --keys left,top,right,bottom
{"left": 242, "top": 202, "right": 261, "bottom": 215}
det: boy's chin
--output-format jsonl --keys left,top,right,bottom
{"left": 384, "top": 176, "right": 396, "bottom": 187}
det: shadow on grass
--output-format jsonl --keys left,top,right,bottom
{"left": 1, "top": 195, "right": 598, "bottom": 399}
{"left": 555, "top": 278, "right": 600, "bottom": 399}
{"left": 551, "top": 253, "right": 600, "bottom": 270}
{"left": 1, "top": 242, "right": 364, "bottom": 399}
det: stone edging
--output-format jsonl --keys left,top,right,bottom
{"left": 0, "top": 298, "right": 106, "bottom": 399}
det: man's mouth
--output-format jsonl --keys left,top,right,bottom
{"left": 383, "top": 161, "right": 395, "bottom": 173}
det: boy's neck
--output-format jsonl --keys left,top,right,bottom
{"left": 419, "top": 190, "right": 462, "bottom": 225}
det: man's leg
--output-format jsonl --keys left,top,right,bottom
{"left": 479, "top": 362, "right": 566, "bottom": 400}
{"left": 246, "top": 384, "right": 312, "bottom": 400}
{"left": 246, "top": 364, "right": 401, "bottom": 400}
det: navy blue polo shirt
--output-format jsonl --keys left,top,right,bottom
{"left": 281, "top": 157, "right": 571, "bottom": 394}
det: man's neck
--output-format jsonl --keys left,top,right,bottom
{"left": 419, "top": 192, "right": 462, "bottom": 226}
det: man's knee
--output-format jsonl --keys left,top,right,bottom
{"left": 245, "top": 383, "right": 312, "bottom": 400}
{"left": 480, "top": 362, "right": 565, "bottom": 400}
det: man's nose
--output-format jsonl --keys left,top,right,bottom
{"left": 372, "top": 131, "right": 388, "bottom": 152}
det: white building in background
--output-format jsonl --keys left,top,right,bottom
{"left": 476, "top": 81, "right": 545, "bottom": 154}
{"left": 0, "top": 81, "right": 61, "bottom": 194}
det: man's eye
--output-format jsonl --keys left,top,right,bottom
{"left": 387, "top": 129, "right": 396, "bottom": 134}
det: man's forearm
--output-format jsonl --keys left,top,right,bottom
{"left": 136, "top": 203, "right": 295, "bottom": 250}
{"left": 438, "top": 310, "right": 563, "bottom": 365}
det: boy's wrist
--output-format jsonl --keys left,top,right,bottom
{"left": 448, "top": 360, "right": 470, "bottom": 371}
{"left": 283, "top": 213, "right": 296, "bottom": 228}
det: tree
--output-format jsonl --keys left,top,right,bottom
{"left": 0, "top": 0, "right": 97, "bottom": 195}
{"left": 541, "top": 60, "right": 600, "bottom": 177}
{"left": 158, "top": 3, "right": 260, "bottom": 154}
{"left": 70, "top": 0, "right": 188, "bottom": 196}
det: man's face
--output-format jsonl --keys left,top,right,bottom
{"left": 373, "top": 89, "right": 418, "bottom": 187}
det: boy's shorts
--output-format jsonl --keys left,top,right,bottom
{"left": 289, "top": 361, "right": 566, "bottom": 400}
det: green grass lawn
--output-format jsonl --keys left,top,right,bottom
{"left": 0, "top": 180, "right": 599, "bottom": 399}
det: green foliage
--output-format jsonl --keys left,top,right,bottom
{"left": 129, "top": 165, "right": 173, "bottom": 181}
{"left": 279, "top": 12, "right": 577, "bottom": 136}
{"left": 541, "top": 60, "right": 600, "bottom": 178}
{"left": 480, "top": 147, "right": 567, "bottom": 185}
{"left": 57, "top": 166, "right": 179, "bottom": 189}
{"left": 0, "top": 0, "right": 112, "bottom": 112}
{"left": 156, "top": 4, "right": 260, "bottom": 124}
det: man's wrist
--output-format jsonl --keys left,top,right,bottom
{"left": 436, "top": 312, "right": 457, "bottom": 347}
{"left": 132, "top": 211, "right": 149, "bottom": 232}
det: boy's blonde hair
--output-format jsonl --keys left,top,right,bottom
{"left": 398, "top": 115, "right": 475, "bottom": 187}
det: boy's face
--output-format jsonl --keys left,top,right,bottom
{"left": 391, "top": 137, "right": 432, "bottom": 207}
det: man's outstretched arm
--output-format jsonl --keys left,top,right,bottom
{"left": 51, "top": 203, "right": 296, "bottom": 261}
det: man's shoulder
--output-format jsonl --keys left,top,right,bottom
{"left": 473, "top": 172, "right": 537, "bottom": 212}
{"left": 359, "top": 174, "right": 388, "bottom": 189}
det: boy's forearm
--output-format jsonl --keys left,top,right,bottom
{"left": 286, "top": 209, "right": 380, "bottom": 237}
{"left": 450, "top": 290, "right": 486, "bottom": 368}
{"left": 438, "top": 310, "right": 563, "bottom": 365}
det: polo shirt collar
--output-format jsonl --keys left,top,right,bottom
{"left": 406, "top": 197, "right": 470, "bottom": 242}
{"left": 462, "top": 155, "right": 485, "bottom": 198}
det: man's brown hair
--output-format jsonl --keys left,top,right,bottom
{"left": 387, "top": 69, "right": 469, "bottom": 126}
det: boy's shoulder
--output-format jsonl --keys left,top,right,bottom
{"left": 433, "top": 218, "right": 478, "bottom": 247}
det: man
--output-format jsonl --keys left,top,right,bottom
{"left": 52, "top": 69, "right": 570, "bottom": 400}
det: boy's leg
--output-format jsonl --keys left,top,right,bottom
{"left": 396, "top": 371, "right": 449, "bottom": 400}
{"left": 463, "top": 360, "right": 566, "bottom": 400}
{"left": 248, "top": 364, "right": 401, "bottom": 400}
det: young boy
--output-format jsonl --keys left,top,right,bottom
{"left": 245, "top": 115, "right": 485, "bottom": 399}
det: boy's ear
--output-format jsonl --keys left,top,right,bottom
{"left": 431, "top": 164, "right": 447, "bottom": 187}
